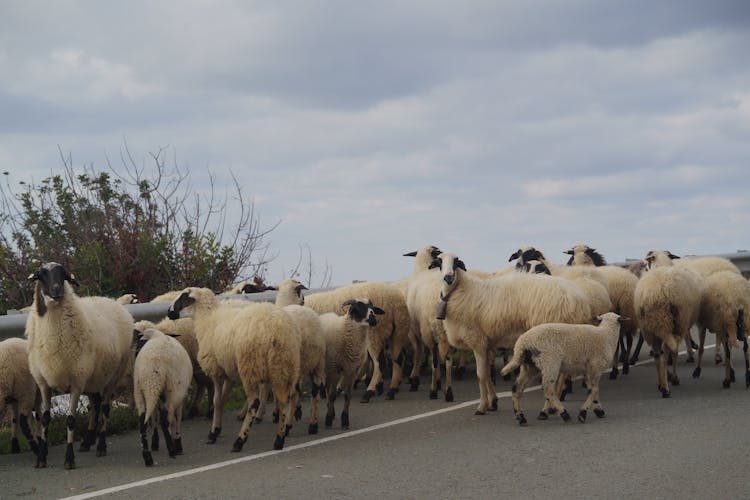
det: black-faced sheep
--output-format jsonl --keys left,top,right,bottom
{"left": 320, "top": 299, "right": 384, "bottom": 430}
{"left": 0, "top": 338, "right": 41, "bottom": 455}
{"left": 132, "top": 328, "right": 193, "bottom": 466}
{"left": 26, "top": 262, "right": 134, "bottom": 469}
{"left": 167, "top": 288, "right": 300, "bottom": 451}
{"left": 500, "top": 313, "right": 624, "bottom": 425}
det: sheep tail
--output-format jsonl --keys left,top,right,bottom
{"left": 499, "top": 349, "right": 524, "bottom": 377}
{"left": 667, "top": 303, "right": 681, "bottom": 353}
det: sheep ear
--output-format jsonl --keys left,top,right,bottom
{"left": 66, "top": 272, "right": 80, "bottom": 287}
{"left": 342, "top": 299, "right": 356, "bottom": 308}
{"left": 403, "top": 251, "right": 417, "bottom": 257}
{"left": 28, "top": 272, "right": 39, "bottom": 281}
{"left": 563, "top": 249, "right": 573, "bottom": 255}
{"left": 428, "top": 258, "right": 441, "bottom": 270}
{"left": 372, "top": 306, "right": 385, "bottom": 315}
{"left": 508, "top": 250, "right": 521, "bottom": 262}
{"left": 565, "top": 255, "right": 574, "bottom": 266}
{"left": 455, "top": 259, "right": 466, "bottom": 271}
{"left": 666, "top": 251, "right": 680, "bottom": 259}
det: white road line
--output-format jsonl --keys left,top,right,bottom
{"left": 60, "top": 345, "right": 709, "bottom": 500}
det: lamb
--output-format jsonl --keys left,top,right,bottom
{"left": 634, "top": 250, "right": 703, "bottom": 397}
{"left": 26, "top": 262, "right": 134, "bottom": 469}
{"left": 134, "top": 319, "right": 214, "bottom": 419}
{"left": 564, "top": 244, "right": 639, "bottom": 377}
{"left": 0, "top": 338, "right": 41, "bottom": 455}
{"left": 693, "top": 271, "right": 750, "bottom": 387}
{"left": 167, "top": 288, "right": 300, "bottom": 451}
{"left": 320, "top": 299, "right": 384, "bottom": 429}
{"left": 304, "top": 281, "right": 413, "bottom": 403}
{"left": 132, "top": 327, "right": 193, "bottom": 466}
{"left": 272, "top": 278, "right": 326, "bottom": 435}
{"left": 434, "top": 252, "right": 591, "bottom": 414}
{"left": 500, "top": 312, "right": 624, "bottom": 425}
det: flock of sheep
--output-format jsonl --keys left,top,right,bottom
{"left": 1, "top": 242, "right": 748, "bottom": 470}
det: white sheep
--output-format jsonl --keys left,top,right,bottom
{"left": 167, "top": 288, "right": 300, "bottom": 451}
{"left": 320, "top": 299, "right": 384, "bottom": 429}
{"left": 404, "top": 245, "right": 458, "bottom": 401}
{"left": 500, "top": 312, "right": 624, "bottom": 425}
{"left": 273, "top": 278, "right": 326, "bottom": 435}
{"left": 564, "top": 244, "right": 640, "bottom": 377}
{"left": 305, "top": 281, "right": 414, "bottom": 403}
{"left": 26, "top": 262, "right": 134, "bottom": 469}
{"left": 693, "top": 270, "right": 750, "bottom": 387}
{"left": 434, "top": 252, "right": 591, "bottom": 414}
{"left": 132, "top": 327, "right": 193, "bottom": 466}
{"left": 0, "top": 338, "right": 41, "bottom": 455}
{"left": 634, "top": 250, "right": 703, "bottom": 397}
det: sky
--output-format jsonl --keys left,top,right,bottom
{"left": 1, "top": 1, "right": 749, "bottom": 287}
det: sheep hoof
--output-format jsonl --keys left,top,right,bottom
{"left": 360, "top": 390, "right": 376, "bottom": 403}
{"left": 272, "top": 411, "right": 280, "bottom": 423}
{"left": 722, "top": 379, "right": 731, "bottom": 389}
{"left": 207, "top": 427, "right": 221, "bottom": 444}
{"left": 376, "top": 382, "right": 384, "bottom": 395}
{"left": 325, "top": 414, "right": 334, "bottom": 427}
{"left": 667, "top": 373, "right": 680, "bottom": 385}
{"left": 577, "top": 410, "right": 587, "bottom": 423}
{"left": 294, "top": 406, "right": 303, "bottom": 421}
{"left": 429, "top": 390, "right": 438, "bottom": 400}
{"left": 11, "top": 438, "right": 20, "bottom": 454}
{"left": 730, "top": 368, "right": 736, "bottom": 383}
{"left": 537, "top": 411, "right": 549, "bottom": 421}
{"left": 692, "top": 367, "right": 702, "bottom": 378}
{"left": 308, "top": 423, "right": 319, "bottom": 435}
{"left": 273, "top": 435, "right": 285, "bottom": 450}
{"left": 594, "top": 408, "right": 606, "bottom": 418}
{"left": 547, "top": 407, "right": 558, "bottom": 415}
{"left": 490, "top": 398, "right": 498, "bottom": 411}
{"left": 714, "top": 355, "right": 723, "bottom": 365}
{"left": 445, "top": 387, "right": 454, "bottom": 402}
{"left": 35, "top": 458, "right": 47, "bottom": 469}
{"left": 341, "top": 411, "right": 350, "bottom": 429}
{"left": 64, "top": 443, "right": 76, "bottom": 469}
{"left": 385, "top": 388, "right": 398, "bottom": 400}
{"left": 609, "top": 368, "right": 618, "bottom": 380}
{"left": 143, "top": 451, "right": 154, "bottom": 466}
{"left": 622, "top": 364, "right": 630, "bottom": 375}
{"left": 660, "top": 388, "right": 671, "bottom": 398}
{"left": 231, "top": 437, "right": 246, "bottom": 452}
{"left": 174, "top": 438, "right": 183, "bottom": 455}
{"left": 560, "top": 410, "right": 571, "bottom": 422}
{"left": 409, "top": 377, "right": 420, "bottom": 391}
{"left": 455, "top": 366, "right": 466, "bottom": 380}
{"left": 517, "top": 413, "right": 527, "bottom": 426}
{"left": 96, "top": 446, "right": 107, "bottom": 458}
{"left": 474, "top": 409, "right": 486, "bottom": 416}
{"left": 629, "top": 356, "right": 638, "bottom": 366}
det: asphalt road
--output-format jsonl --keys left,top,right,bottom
{"left": 2, "top": 342, "right": 749, "bottom": 500}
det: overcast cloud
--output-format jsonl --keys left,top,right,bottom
{"left": 1, "top": 1, "right": 749, "bottom": 286}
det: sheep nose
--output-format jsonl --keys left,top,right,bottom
{"left": 167, "top": 308, "right": 180, "bottom": 320}
{"left": 49, "top": 284, "right": 64, "bottom": 299}
{"left": 443, "top": 274, "right": 454, "bottom": 285}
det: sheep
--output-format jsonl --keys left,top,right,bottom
{"left": 305, "top": 281, "right": 414, "bottom": 403}
{"left": 434, "top": 252, "right": 591, "bottom": 414}
{"left": 564, "top": 244, "right": 640, "bottom": 377}
{"left": 0, "top": 338, "right": 41, "bottom": 455}
{"left": 404, "top": 245, "right": 459, "bottom": 401}
{"left": 226, "top": 276, "right": 274, "bottom": 294}
{"left": 134, "top": 319, "right": 214, "bottom": 420}
{"left": 320, "top": 299, "right": 385, "bottom": 429}
{"left": 272, "top": 278, "right": 326, "bottom": 435}
{"left": 693, "top": 271, "right": 750, "bottom": 387}
{"left": 132, "top": 327, "right": 193, "bottom": 466}
{"left": 26, "top": 262, "right": 134, "bottom": 469}
{"left": 634, "top": 251, "right": 703, "bottom": 397}
{"left": 500, "top": 312, "right": 624, "bottom": 425}
{"left": 167, "top": 288, "right": 300, "bottom": 451}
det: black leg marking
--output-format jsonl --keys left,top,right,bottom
{"left": 445, "top": 386, "right": 454, "bottom": 402}
{"left": 231, "top": 436, "right": 246, "bottom": 452}
{"left": 341, "top": 411, "right": 350, "bottom": 429}
{"left": 578, "top": 410, "right": 587, "bottom": 423}
{"left": 308, "top": 423, "right": 319, "bottom": 435}
{"left": 360, "top": 389, "right": 376, "bottom": 403}
{"left": 273, "top": 434, "right": 285, "bottom": 450}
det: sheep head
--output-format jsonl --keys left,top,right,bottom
{"left": 342, "top": 299, "right": 385, "bottom": 327}
{"left": 564, "top": 245, "right": 607, "bottom": 267}
{"left": 166, "top": 287, "right": 212, "bottom": 320}
{"left": 643, "top": 250, "right": 680, "bottom": 270}
{"left": 509, "top": 245, "right": 546, "bottom": 269}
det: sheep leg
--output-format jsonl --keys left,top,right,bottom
{"left": 284, "top": 382, "right": 302, "bottom": 436}
{"left": 159, "top": 407, "right": 177, "bottom": 458}
{"left": 722, "top": 338, "right": 734, "bottom": 388}
{"left": 540, "top": 368, "right": 569, "bottom": 422}
{"left": 341, "top": 377, "right": 353, "bottom": 430}
{"left": 440, "top": 340, "right": 454, "bottom": 402}
{"left": 629, "top": 334, "right": 645, "bottom": 366}
{"left": 273, "top": 383, "right": 292, "bottom": 450}
{"left": 325, "top": 373, "right": 339, "bottom": 428}
{"left": 308, "top": 373, "right": 323, "bottom": 435}
{"left": 79, "top": 393, "right": 99, "bottom": 452}
{"left": 621, "top": 330, "right": 634, "bottom": 374}
{"left": 712, "top": 326, "right": 723, "bottom": 364}
{"left": 19, "top": 412, "right": 39, "bottom": 456}
{"left": 173, "top": 403, "right": 184, "bottom": 455}
{"left": 9, "top": 402, "right": 20, "bottom": 453}
{"left": 511, "top": 364, "right": 537, "bottom": 425}
{"left": 428, "top": 345, "right": 439, "bottom": 399}
{"left": 64, "top": 389, "right": 83, "bottom": 469}
{"left": 231, "top": 396, "right": 259, "bottom": 453}
{"left": 610, "top": 339, "right": 621, "bottom": 379}
{"left": 455, "top": 350, "right": 467, "bottom": 380}
{"left": 652, "top": 338, "right": 670, "bottom": 398}
{"left": 252, "top": 383, "right": 269, "bottom": 422}
{"left": 139, "top": 412, "right": 154, "bottom": 466}
{"left": 472, "top": 347, "right": 492, "bottom": 414}
{"left": 408, "top": 340, "right": 422, "bottom": 391}
{"left": 667, "top": 346, "right": 680, "bottom": 386}
{"left": 208, "top": 378, "right": 231, "bottom": 444}
{"left": 95, "top": 398, "right": 110, "bottom": 457}
{"left": 684, "top": 333, "right": 696, "bottom": 363}
{"left": 487, "top": 348, "right": 499, "bottom": 410}
{"left": 361, "top": 345, "right": 383, "bottom": 403}
{"left": 34, "top": 384, "right": 52, "bottom": 468}
{"left": 693, "top": 327, "right": 707, "bottom": 379}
